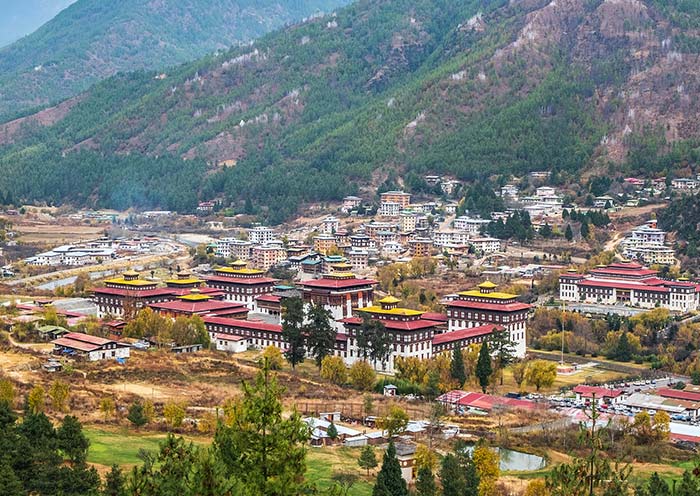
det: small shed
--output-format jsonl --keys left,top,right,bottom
{"left": 344, "top": 435, "right": 368, "bottom": 447}
{"left": 383, "top": 384, "right": 398, "bottom": 397}
{"left": 36, "top": 325, "right": 69, "bottom": 341}
{"left": 171, "top": 344, "right": 204, "bottom": 354}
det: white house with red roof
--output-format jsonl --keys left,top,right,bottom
{"left": 559, "top": 262, "right": 700, "bottom": 312}
{"left": 52, "top": 332, "right": 130, "bottom": 361}
{"left": 572, "top": 385, "right": 624, "bottom": 405}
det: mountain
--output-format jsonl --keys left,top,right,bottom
{"left": 0, "top": 0, "right": 76, "bottom": 48}
{"left": 1, "top": 0, "right": 700, "bottom": 222}
{"left": 0, "top": 0, "right": 350, "bottom": 119}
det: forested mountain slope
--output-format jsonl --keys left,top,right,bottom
{"left": 0, "top": 0, "right": 349, "bottom": 118}
{"left": 0, "top": 0, "right": 76, "bottom": 48}
{"left": 1, "top": 0, "right": 700, "bottom": 222}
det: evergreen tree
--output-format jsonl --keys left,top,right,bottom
{"left": 615, "top": 332, "right": 633, "bottom": 362}
{"left": 214, "top": 363, "right": 309, "bottom": 496}
{"left": 127, "top": 402, "right": 148, "bottom": 427}
{"left": 57, "top": 415, "right": 90, "bottom": 464}
{"left": 356, "top": 315, "right": 393, "bottom": 369}
{"left": 305, "top": 303, "right": 336, "bottom": 367}
{"left": 415, "top": 466, "right": 437, "bottom": 496}
{"left": 0, "top": 400, "right": 17, "bottom": 429}
{"left": 327, "top": 422, "right": 338, "bottom": 440}
{"left": 450, "top": 346, "right": 467, "bottom": 386}
{"left": 281, "top": 297, "right": 306, "bottom": 369}
{"left": 490, "top": 327, "right": 517, "bottom": 385}
{"left": 565, "top": 224, "right": 573, "bottom": 241}
{"left": 539, "top": 223, "right": 553, "bottom": 238}
{"left": 372, "top": 441, "right": 408, "bottom": 496}
{"left": 475, "top": 341, "right": 493, "bottom": 394}
{"left": 0, "top": 458, "right": 23, "bottom": 496}
{"left": 636, "top": 472, "right": 670, "bottom": 496}
{"left": 358, "top": 445, "right": 378, "bottom": 476}
{"left": 580, "top": 220, "right": 590, "bottom": 239}
{"left": 676, "top": 470, "right": 700, "bottom": 496}
{"left": 102, "top": 464, "right": 126, "bottom": 496}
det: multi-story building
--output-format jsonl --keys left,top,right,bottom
{"left": 623, "top": 223, "right": 667, "bottom": 248}
{"left": 215, "top": 238, "right": 253, "bottom": 260}
{"left": 468, "top": 237, "right": 502, "bottom": 255}
{"left": 299, "top": 272, "right": 377, "bottom": 327}
{"left": 382, "top": 241, "right": 405, "bottom": 255}
{"left": 340, "top": 296, "right": 439, "bottom": 372}
{"left": 313, "top": 234, "right": 337, "bottom": 255}
{"left": 443, "top": 282, "right": 530, "bottom": 357}
{"left": 454, "top": 216, "right": 491, "bottom": 235}
{"left": 379, "top": 202, "right": 401, "bottom": 217}
{"left": 350, "top": 234, "right": 372, "bottom": 249}
{"left": 433, "top": 230, "right": 471, "bottom": 248}
{"left": 409, "top": 238, "right": 433, "bottom": 258}
{"left": 347, "top": 249, "right": 369, "bottom": 271}
{"left": 399, "top": 212, "right": 418, "bottom": 233}
{"left": 252, "top": 245, "right": 287, "bottom": 271}
{"left": 149, "top": 290, "right": 249, "bottom": 319}
{"left": 203, "top": 261, "right": 276, "bottom": 310}
{"left": 341, "top": 196, "right": 362, "bottom": 213}
{"left": 559, "top": 262, "right": 700, "bottom": 312}
{"left": 500, "top": 184, "right": 519, "bottom": 199}
{"left": 364, "top": 221, "right": 398, "bottom": 240}
{"left": 321, "top": 216, "right": 340, "bottom": 234}
{"left": 248, "top": 226, "right": 276, "bottom": 245}
{"left": 380, "top": 191, "right": 411, "bottom": 209}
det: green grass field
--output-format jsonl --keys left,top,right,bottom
{"left": 85, "top": 428, "right": 374, "bottom": 495}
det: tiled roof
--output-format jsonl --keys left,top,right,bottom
{"left": 340, "top": 317, "right": 436, "bottom": 331}
{"left": 300, "top": 277, "right": 377, "bottom": 290}
{"left": 203, "top": 317, "right": 282, "bottom": 333}
{"left": 432, "top": 325, "right": 499, "bottom": 345}
{"left": 204, "top": 275, "right": 276, "bottom": 285}
{"left": 658, "top": 388, "right": 700, "bottom": 402}
{"left": 445, "top": 300, "right": 531, "bottom": 312}
{"left": 573, "top": 385, "right": 623, "bottom": 398}
{"left": 149, "top": 300, "right": 248, "bottom": 314}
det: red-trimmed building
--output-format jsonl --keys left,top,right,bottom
{"left": 559, "top": 262, "right": 700, "bottom": 312}
{"left": 299, "top": 272, "right": 377, "bottom": 328}
{"left": 92, "top": 270, "right": 223, "bottom": 318}
{"left": 149, "top": 290, "right": 249, "bottom": 319}
{"left": 203, "top": 260, "right": 276, "bottom": 310}
{"left": 573, "top": 385, "right": 624, "bottom": 405}
{"left": 431, "top": 324, "right": 502, "bottom": 354}
{"left": 340, "top": 296, "right": 439, "bottom": 372}
{"left": 443, "top": 281, "right": 530, "bottom": 357}
{"left": 52, "top": 332, "right": 130, "bottom": 361}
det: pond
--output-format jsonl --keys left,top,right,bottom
{"left": 462, "top": 445, "right": 546, "bottom": 472}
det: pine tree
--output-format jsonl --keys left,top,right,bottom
{"left": 415, "top": 466, "right": 437, "bottom": 496}
{"left": 281, "top": 297, "right": 306, "bottom": 369}
{"left": 616, "top": 332, "right": 633, "bottom": 362}
{"left": 372, "top": 441, "right": 408, "bottom": 496}
{"left": 358, "top": 445, "right": 378, "bottom": 476}
{"left": 450, "top": 346, "right": 467, "bottom": 386}
{"left": 327, "top": 422, "right": 338, "bottom": 440}
{"left": 676, "top": 470, "right": 700, "bottom": 496}
{"left": 490, "top": 327, "right": 517, "bottom": 385}
{"left": 581, "top": 220, "right": 590, "bottom": 239}
{"left": 57, "top": 415, "right": 90, "bottom": 464}
{"left": 475, "top": 341, "right": 493, "bottom": 394}
{"left": 102, "top": 464, "right": 126, "bottom": 496}
{"left": 127, "top": 402, "right": 148, "bottom": 427}
{"left": 0, "top": 458, "right": 23, "bottom": 496}
{"left": 640, "top": 472, "right": 670, "bottom": 496}
{"left": 565, "top": 224, "right": 573, "bottom": 241}
{"left": 305, "top": 303, "right": 336, "bottom": 367}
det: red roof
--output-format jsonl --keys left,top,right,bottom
{"left": 52, "top": 337, "right": 101, "bottom": 352}
{"left": 589, "top": 267, "right": 658, "bottom": 277}
{"left": 149, "top": 300, "right": 248, "bottom": 315}
{"left": 658, "top": 388, "right": 700, "bottom": 402}
{"left": 445, "top": 300, "right": 531, "bottom": 312}
{"left": 573, "top": 385, "right": 623, "bottom": 399}
{"left": 422, "top": 312, "right": 448, "bottom": 323}
{"left": 300, "top": 277, "right": 377, "bottom": 290}
{"left": 432, "top": 325, "right": 499, "bottom": 345}
{"left": 340, "top": 317, "right": 437, "bottom": 331}
{"left": 204, "top": 275, "right": 276, "bottom": 285}
{"left": 255, "top": 294, "right": 282, "bottom": 303}
{"left": 64, "top": 332, "right": 113, "bottom": 346}
{"left": 53, "top": 332, "right": 123, "bottom": 352}
{"left": 203, "top": 316, "right": 282, "bottom": 333}
{"left": 577, "top": 280, "right": 670, "bottom": 293}
{"left": 455, "top": 392, "right": 537, "bottom": 411}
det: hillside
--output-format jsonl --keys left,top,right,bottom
{"left": 0, "top": 0, "right": 76, "bottom": 48}
{"left": 2, "top": 0, "right": 700, "bottom": 222}
{"left": 0, "top": 0, "right": 350, "bottom": 119}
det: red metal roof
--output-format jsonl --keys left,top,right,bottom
{"left": 340, "top": 317, "right": 437, "bottom": 331}
{"left": 214, "top": 333, "right": 246, "bottom": 341}
{"left": 203, "top": 316, "right": 282, "bottom": 333}
{"left": 445, "top": 300, "right": 531, "bottom": 312}
{"left": 52, "top": 337, "right": 100, "bottom": 352}
{"left": 422, "top": 312, "right": 448, "bottom": 323}
{"left": 149, "top": 300, "right": 248, "bottom": 314}
{"left": 456, "top": 392, "right": 537, "bottom": 411}
{"left": 300, "top": 278, "right": 378, "bottom": 290}
{"left": 573, "top": 385, "right": 623, "bottom": 399}
{"left": 658, "top": 388, "right": 700, "bottom": 402}
{"left": 589, "top": 267, "right": 658, "bottom": 277}
{"left": 64, "top": 332, "right": 113, "bottom": 346}
{"left": 255, "top": 294, "right": 282, "bottom": 303}
{"left": 577, "top": 280, "right": 670, "bottom": 292}
{"left": 204, "top": 275, "right": 276, "bottom": 285}
{"left": 432, "top": 325, "right": 499, "bottom": 345}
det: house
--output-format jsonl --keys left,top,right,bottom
{"left": 672, "top": 178, "right": 699, "bottom": 190}
{"left": 171, "top": 344, "right": 203, "bottom": 354}
{"left": 52, "top": 332, "right": 130, "bottom": 361}
{"left": 380, "top": 191, "right": 412, "bottom": 209}
{"left": 573, "top": 385, "right": 624, "bottom": 405}
{"left": 35, "top": 325, "right": 70, "bottom": 341}
{"left": 341, "top": 196, "right": 362, "bottom": 213}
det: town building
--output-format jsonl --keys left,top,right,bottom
{"left": 203, "top": 261, "right": 276, "bottom": 310}
{"left": 672, "top": 178, "right": 700, "bottom": 190}
{"left": 433, "top": 230, "right": 471, "bottom": 248}
{"left": 399, "top": 212, "right": 417, "bottom": 233}
{"left": 468, "top": 237, "right": 502, "bottom": 255}
{"left": 347, "top": 249, "right": 370, "bottom": 270}
{"left": 454, "top": 216, "right": 490, "bottom": 235}
{"left": 341, "top": 196, "right": 362, "bottom": 213}
{"left": 380, "top": 191, "right": 412, "bottom": 209}
{"left": 313, "top": 234, "right": 337, "bottom": 255}
{"left": 26, "top": 245, "right": 116, "bottom": 266}
{"left": 299, "top": 272, "right": 377, "bottom": 326}
{"left": 379, "top": 202, "right": 401, "bottom": 217}
{"left": 321, "top": 216, "right": 340, "bottom": 234}
{"left": 350, "top": 234, "right": 372, "bottom": 249}
{"left": 500, "top": 184, "right": 519, "bottom": 200}
{"left": 215, "top": 238, "right": 253, "bottom": 260}
{"left": 409, "top": 238, "right": 433, "bottom": 258}
{"left": 440, "top": 180, "right": 461, "bottom": 196}
{"left": 559, "top": 262, "right": 700, "bottom": 312}
{"left": 252, "top": 244, "right": 287, "bottom": 270}
{"left": 443, "top": 282, "right": 531, "bottom": 357}
{"left": 52, "top": 332, "right": 130, "bottom": 361}
{"left": 248, "top": 226, "right": 276, "bottom": 245}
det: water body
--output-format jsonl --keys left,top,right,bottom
{"left": 463, "top": 445, "right": 546, "bottom": 472}
{"left": 36, "top": 269, "right": 115, "bottom": 291}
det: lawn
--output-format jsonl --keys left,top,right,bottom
{"left": 85, "top": 427, "right": 374, "bottom": 495}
